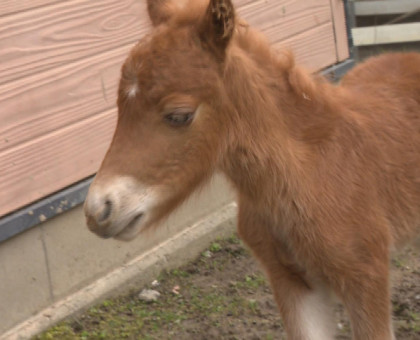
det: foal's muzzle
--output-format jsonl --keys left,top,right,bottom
{"left": 84, "top": 176, "right": 157, "bottom": 240}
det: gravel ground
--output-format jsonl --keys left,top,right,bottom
{"left": 35, "top": 235, "right": 420, "bottom": 339}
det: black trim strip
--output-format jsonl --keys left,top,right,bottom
{"left": 321, "top": 58, "right": 355, "bottom": 81}
{"left": 0, "top": 178, "right": 92, "bottom": 243}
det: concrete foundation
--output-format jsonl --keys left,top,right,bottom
{"left": 0, "top": 176, "right": 235, "bottom": 339}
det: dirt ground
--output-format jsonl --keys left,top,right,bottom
{"left": 36, "top": 234, "right": 420, "bottom": 339}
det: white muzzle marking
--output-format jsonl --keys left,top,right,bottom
{"left": 84, "top": 176, "right": 159, "bottom": 240}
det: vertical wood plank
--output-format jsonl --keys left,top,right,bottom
{"left": 330, "top": 0, "right": 350, "bottom": 61}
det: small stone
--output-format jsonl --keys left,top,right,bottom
{"left": 202, "top": 250, "right": 212, "bottom": 258}
{"left": 151, "top": 280, "right": 160, "bottom": 287}
{"left": 337, "top": 323, "right": 344, "bottom": 330}
{"left": 138, "top": 289, "right": 160, "bottom": 302}
{"left": 172, "top": 285, "right": 180, "bottom": 295}
{"left": 415, "top": 294, "right": 420, "bottom": 300}
{"left": 39, "top": 214, "right": 47, "bottom": 222}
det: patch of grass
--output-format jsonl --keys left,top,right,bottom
{"left": 412, "top": 323, "right": 420, "bottom": 333}
{"left": 408, "top": 311, "right": 420, "bottom": 322}
{"left": 392, "top": 255, "right": 407, "bottom": 269}
{"left": 36, "top": 324, "right": 75, "bottom": 340}
{"left": 34, "top": 234, "right": 281, "bottom": 340}
{"left": 37, "top": 282, "right": 265, "bottom": 339}
{"left": 247, "top": 299, "right": 260, "bottom": 314}
{"left": 244, "top": 274, "right": 266, "bottom": 289}
{"left": 209, "top": 242, "right": 222, "bottom": 253}
{"left": 231, "top": 273, "right": 267, "bottom": 292}
{"left": 227, "top": 235, "right": 241, "bottom": 244}
{"left": 169, "top": 269, "right": 190, "bottom": 278}
{"left": 101, "top": 300, "right": 114, "bottom": 308}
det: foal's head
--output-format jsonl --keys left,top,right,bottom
{"left": 84, "top": 0, "right": 238, "bottom": 240}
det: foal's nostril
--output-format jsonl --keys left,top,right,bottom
{"left": 97, "top": 199, "right": 113, "bottom": 223}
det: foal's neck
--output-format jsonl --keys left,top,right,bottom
{"left": 220, "top": 42, "right": 339, "bottom": 206}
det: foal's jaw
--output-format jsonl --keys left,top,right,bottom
{"left": 84, "top": 177, "right": 160, "bottom": 240}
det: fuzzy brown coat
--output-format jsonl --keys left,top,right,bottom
{"left": 84, "top": 1, "right": 420, "bottom": 339}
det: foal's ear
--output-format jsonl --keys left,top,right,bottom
{"left": 199, "top": 0, "right": 235, "bottom": 59}
{"left": 147, "top": 0, "right": 178, "bottom": 26}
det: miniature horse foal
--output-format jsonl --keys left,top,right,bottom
{"left": 84, "top": 0, "right": 420, "bottom": 338}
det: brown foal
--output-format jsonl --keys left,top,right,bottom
{"left": 84, "top": 1, "right": 420, "bottom": 339}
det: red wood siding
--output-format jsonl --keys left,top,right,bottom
{"left": 0, "top": 0, "right": 348, "bottom": 217}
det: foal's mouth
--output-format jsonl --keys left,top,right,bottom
{"left": 114, "top": 212, "right": 145, "bottom": 240}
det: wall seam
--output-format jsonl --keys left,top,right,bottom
{"left": 40, "top": 225, "right": 55, "bottom": 302}
{"left": 329, "top": 0, "right": 341, "bottom": 62}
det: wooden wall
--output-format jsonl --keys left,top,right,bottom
{"left": 0, "top": 0, "right": 348, "bottom": 218}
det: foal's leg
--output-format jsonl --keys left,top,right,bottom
{"left": 237, "top": 208, "right": 335, "bottom": 340}
{"left": 330, "top": 255, "right": 394, "bottom": 340}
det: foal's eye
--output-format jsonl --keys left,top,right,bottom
{"left": 164, "top": 109, "right": 195, "bottom": 127}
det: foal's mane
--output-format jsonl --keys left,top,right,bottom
{"left": 225, "top": 22, "right": 340, "bottom": 145}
